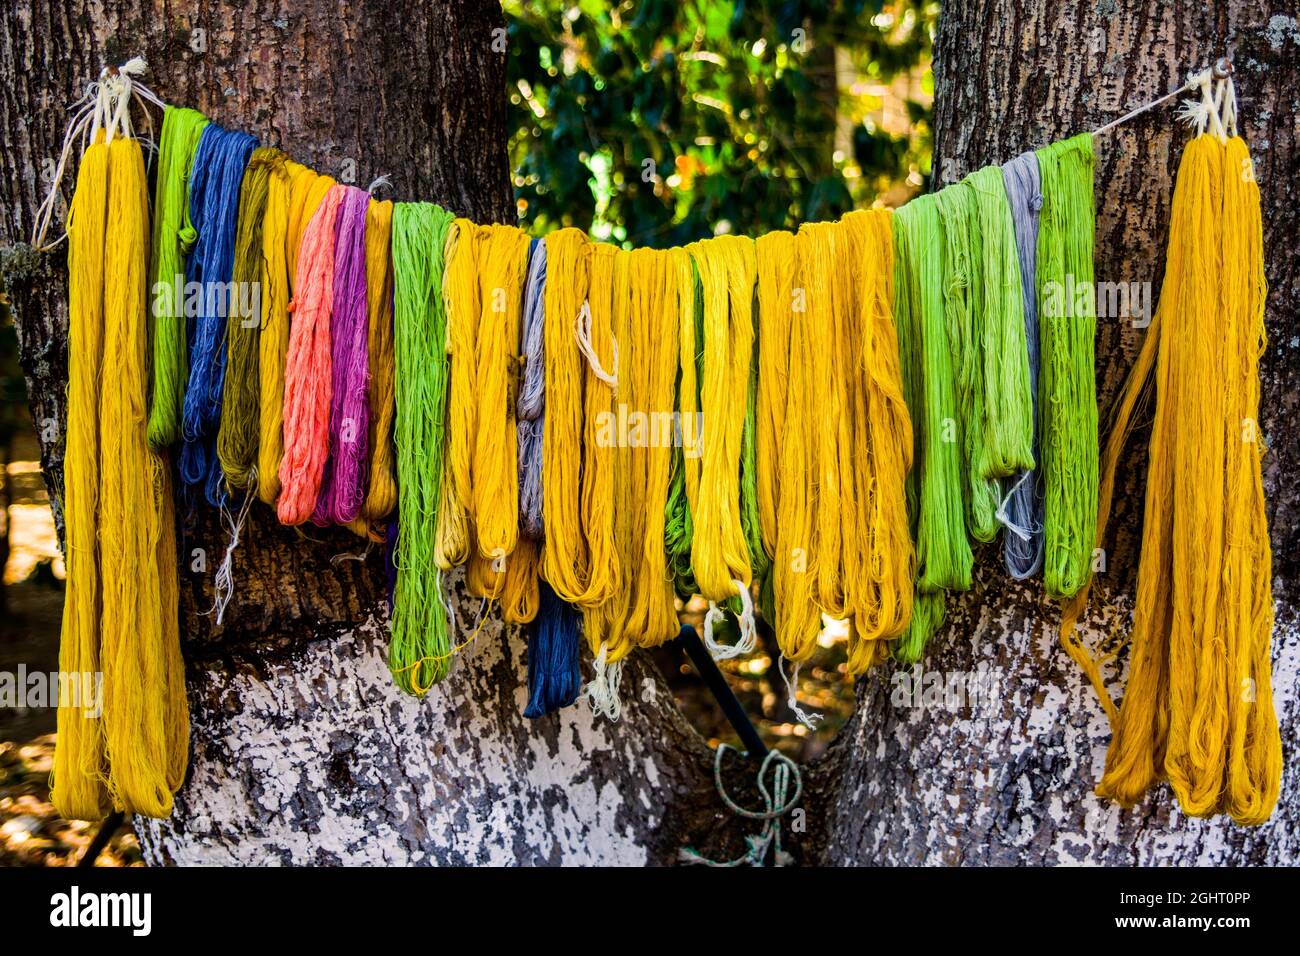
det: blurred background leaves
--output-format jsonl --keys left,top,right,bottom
{"left": 504, "top": 0, "right": 936, "bottom": 247}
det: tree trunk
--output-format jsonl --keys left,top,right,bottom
{"left": 1, "top": 0, "right": 1296, "bottom": 866}
{"left": 820, "top": 0, "right": 1300, "bottom": 865}
{"left": 0, "top": 0, "right": 735, "bottom": 866}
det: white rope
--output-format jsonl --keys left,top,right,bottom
{"left": 30, "top": 56, "right": 168, "bottom": 252}
{"left": 584, "top": 641, "right": 625, "bottom": 721}
{"left": 211, "top": 476, "right": 258, "bottom": 625}
{"left": 1091, "top": 58, "right": 1234, "bottom": 139}
{"left": 574, "top": 301, "right": 619, "bottom": 387}
{"left": 702, "top": 578, "right": 757, "bottom": 661}
{"left": 330, "top": 540, "right": 375, "bottom": 565}
{"left": 994, "top": 469, "right": 1037, "bottom": 543}
{"left": 778, "top": 655, "right": 822, "bottom": 730}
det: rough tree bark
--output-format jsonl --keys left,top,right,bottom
{"left": 0, "top": 0, "right": 727, "bottom": 866}
{"left": 0, "top": 0, "right": 1295, "bottom": 866}
{"left": 821, "top": 0, "right": 1300, "bottom": 865}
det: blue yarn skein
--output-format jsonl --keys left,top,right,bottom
{"left": 524, "top": 581, "right": 583, "bottom": 718}
{"left": 180, "top": 123, "right": 258, "bottom": 507}
{"left": 999, "top": 150, "right": 1045, "bottom": 579}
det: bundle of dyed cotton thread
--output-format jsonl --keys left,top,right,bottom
{"left": 40, "top": 57, "right": 1278, "bottom": 829}
{"left": 1059, "top": 74, "right": 1281, "bottom": 825}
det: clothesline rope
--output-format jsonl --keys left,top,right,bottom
{"left": 32, "top": 55, "right": 1232, "bottom": 256}
{"left": 1090, "top": 58, "right": 1233, "bottom": 137}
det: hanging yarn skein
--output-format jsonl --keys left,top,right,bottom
{"left": 431, "top": 225, "right": 470, "bottom": 570}
{"left": 313, "top": 184, "right": 372, "bottom": 526}
{"left": 217, "top": 146, "right": 282, "bottom": 493}
{"left": 540, "top": 228, "right": 592, "bottom": 603}
{"left": 359, "top": 197, "right": 398, "bottom": 530}
{"left": 574, "top": 242, "right": 621, "bottom": 609}
{"left": 625, "top": 247, "right": 682, "bottom": 650}
{"left": 1059, "top": 131, "right": 1280, "bottom": 825}
{"left": 800, "top": 221, "right": 854, "bottom": 620}
{"left": 256, "top": 160, "right": 320, "bottom": 507}
{"left": 1036, "top": 133, "right": 1099, "bottom": 599}
{"left": 892, "top": 194, "right": 971, "bottom": 662}
{"left": 967, "top": 166, "right": 1035, "bottom": 492}
{"left": 1000, "top": 150, "right": 1046, "bottom": 579}
{"left": 693, "top": 236, "right": 757, "bottom": 603}
{"left": 54, "top": 119, "right": 188, "bottom": 820}
{"left": 472, "top": 225, "right": 531, "bottom": 575}
{"left": 689, "top": 236, "right": 758, "bottom": 658}
{"left": 755, "top": 231, "right": 796, "bottom": 565}
{"left": 53, "top": 136, "right": 112, "bottom": 822}
{"left": 99, "top": 135, "right": 189, "bottom": 816}
{"left": 390, "top": 201, "right": 457, "bottom": 694}
{"left": 278, "top": 184, "right": 345, "bottom": 525}
{"left": 931, "top": 174, "right": 1033, "bottom": 545}
{"left": 762, "top": 230, "right": 821, "bottom": 663}
{"left": 518, "top": 237, "right": 547, "bottom": 540}
{"left": 442, "top": 218, "right": 482, "bottom": 560}
{"left": 179, "top": 122, "right": 258, "bottom": 507}
{"left": 146, "top": 106, "right": 208, "bottom": 449}
{"left": 664, "top": 251, "right": 703, "bottom": 598}
{"left": 583, "top": 249, "right": 636, "bottom": 718}
{"left": 845, "top": 209, "right": 914, "bottom": 670}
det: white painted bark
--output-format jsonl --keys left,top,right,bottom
{"left": 136, "top": 573, "right": 719, "bottom": 866}
{"left": 823, "top": 1, "right": 1300, "bottom": 866}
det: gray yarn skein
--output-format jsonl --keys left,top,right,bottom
{"left": 518, "top": 238, "right": 547, "bottom": 540}
{"left": 1000, "top": 151, "right": 1045, "bottom": 579}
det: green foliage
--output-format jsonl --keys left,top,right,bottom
{"left": 504, "top": 0, "right": 936, "bottom": 247}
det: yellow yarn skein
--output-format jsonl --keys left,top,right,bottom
{"left": 102, "top": 137, "right": 186, "bottom": 816}
{"left": 540, "top": 228, "right": 592, "bottom": 602}
{"left": 768, "top": 227, "right": 823, "bottom": 662}
{"left": 625, "top": 248, "right": 681, "bottom": 648}
{"left": 689, "top": 236, "right": 756, "bottom": 604}
{"left": 435, "top": 222, "right": 471, "bottom": 569}
{"left": 1060, "top": 134, "right": 1281, "bottom": 825}
{"left": 583, "top": 249, "right": 638, "bottom": 665}
{"left": 52, "top": 137, "right": 111, "bottom": 822}
{"left": 444, "top": 219, "right": 481, "bottom": 528}
{"left": 845, "top": 210, "right": 914, "bottom": 670}
{"left": 54, "top": 137, "right": 188, "bottom": 820}
{"left": 798, "top": 221, "right": 855, "bottom": 618}
{"left": 471, "top": 224, "right": 530, "bottom": 566}
{"left": 255, "top": 158, "right": 303, "bottom": 506}
{"left": 755, "top": 231, "right": 796, "bottom": 560}
{"left": 574, "top": 242, "right": 622, "bottom": 609}
{"left": 361, "top": 197, "right": 398, "bottom": 526}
